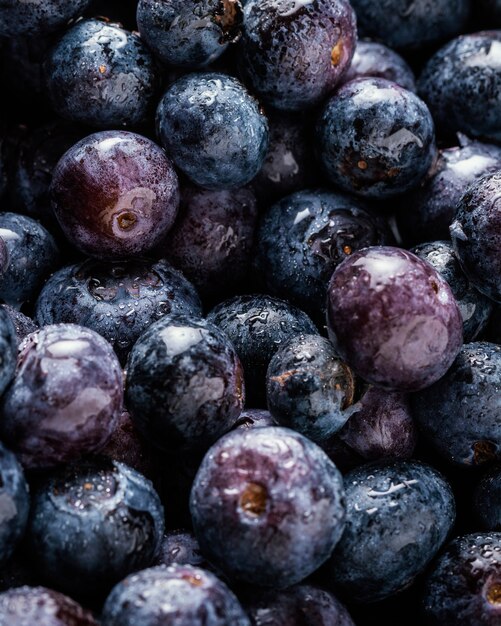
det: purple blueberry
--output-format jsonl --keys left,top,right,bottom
{"left": 51, "top": 131, "right": 179, "bottom": 260}
{"left": 326, "top": 246, "right": 463, "bottom": 391}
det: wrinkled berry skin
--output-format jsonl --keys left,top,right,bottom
{"left": 238, "top": 0, "right": 356, "bottom": 111}
{"left": 51, "top": 131, "right": 179, "bottom": 260}
{"left": 326, "top": 460, "right": 455, "bottom": 603}
{"left": 190, "top": 427, "right": 346, "bottom": 588}
{"left": 0, "top": 324, "right": 123, "bottom": 470}
{"left": 266, "top": 335, "right": 356, "bottom": 443}
{"left": 0, "top": 586, "right": 98, "bottom": 626}
{"left": 207, "top": 294, "right": 317, "bottom": 405}
{"left": 397, "top": 138, "right": 501, "bottom": 245}
{"left": 256, "top": 189, "right": 390, "bottom": 322}
{"left": 327, "top": 246, "right": 463, "bottom": 391}
{"left": 0, "top": 212, "right": 60, "bottom": 307}
{"left": 34, "top": 258, "right": 201, "bottom": 365}
{"left": 451, "top": 171, "right": 501, "bottom": 302}
{"left": 411, "top": 342, "right": 501, "bottom": 467}
{"left": 160, "top": 185, "right": 258, "bottom": 301}
{"left": 418, "top": 32, "right": 501, "bottom": 142}
{"left": 0, "top": 443, "right": 30, "bottom": 567}
{"left": 316, "top": 78, "right": 436, "bottom": 199}
{"left": 412, "top": 241, "right": 493, "bottom": 342}
{"left": 0, "top": 307, "right": 16, "bottom": 397}
{"left": 29, "top": 458, "right": 164, "bottom": 600}
{"left": 156, "top": 73, "right": 268, "bottom": 189}
{"left": 341, "top": 41, "right": 416, "bottom": 92}
{"left": 473, "top": 466, "right": 501, "bottom": 530}
{"left": 0, "top": 305, "right": 37, "bottom": 343}
{"left": 45, "top": 19, "right": 158, "bottom": 128}
{"left": 422, "top": 533, "right": 501, "bottom": 625}
{"left": 137, "top": 0, "right": 243, "bottom": 68}
{"left": 244, "top": 584, "right": 355, "bottom": 626}
{"left": 350, "top": 0, "right": 469, "bottom": 51}
{"left": 126, "top": 315, "right": 244, "bottom": 452}
{"left": 0, "top": 0, "right": 92, "bottom": 37}
{"left": 101, "top": 565, "right": 250, "bottom": 626}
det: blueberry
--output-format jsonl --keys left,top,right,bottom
{"left": 154, "top": 530, "right": 208, "bottom": 569}
{"left": 325, "top": 460, "right": 455, "bottom": 603}
{"left": 238, "top": 0, "right": 356, "bottom": 111}
{"left": 411, "top": 342, "right": 501, "bottom": 467}
{"left": 0, "top": 0, "right": 92, "bottom": 37}
{"left": 0, "top": 306, "right": 17, "bottom": 397}
{"left": 156, "top": 72, "right": 268, "bottom": 189}
{"left": 51, "top": 131, "right": 179, "bottom": 260}
{"left": 0, "top": 586, "right": 98, "bottom": 626}
{"left": 0, "top": 324, "right": 123, "bottom": 469}
{"left": 266, "top": 334, "right": 356, "bottom": 443}
{"left": 101, "top": 564, "right": 250, "bottom": 626}
{"left": 256, "top": 189, "right": 390, "bottom": 322}
{"left": 233, "top": 408, "right": 277, "bottom": 430}
{"left": 412, "top": 240, "right": 493, "bottom": 342}
{"left": 34, "top": 257, "right": 202, "bottom": 364}
{"left": 451, "top": 171, "right": 501, "bottom": 302}
{"left": 29, "top": 458, "right": 164, "bottom": 599}
{"left": 207, "top": 294, "right": 317, "bottom": 405}
{"left": 190, "top": 426, "right": 346, "bottom": 588}
{"left": 316, "top": 78, "right": 436, "bottom": 199}
{"left": 326, "top": 246, "right": 463, "bottom": 391}
{"left": 45, "top": 18, "right": 158, "bottom": 128}
{"left": 0, "top": 442, "right": 30, "bottom": 567}
{"left": 0, "top": 212, "right": 60, "bottom": 308}
{"left": 422, "top": 533, "right": 501, "bottom": 625}
{"left": 137, "top": 0, "right": 243, "bottom": 68}
{"left": 0, "top": 305, "right": 38, "bottom": 343}
{"left": 473, "top": 465, "right": 501, "bottom": 530}
{"left": 126, "top": 315, "right": 244, "bottom": 452}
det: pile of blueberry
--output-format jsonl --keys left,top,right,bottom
{"left": 1, "top": 0, "right": 501, "bottom": 624}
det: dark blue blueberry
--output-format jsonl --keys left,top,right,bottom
{"left": 418, "top": 32, "right": 501, "bottom": 142}
{"left": 451, "top": 171, "right": 501, "bottom": 302}
{"left": 422, "top": 533, "right": 501, "bottom": 625}
{"left": 34, "top": 258, "right": 202, "bottom": 365}
{"left": 325, "top": 460, "right": 455, "bottom": 603}
{"left": 101, "top": 564, "right": 250, "bottom": 626}
{"left": 341, "top": 41, "right": 417, "bottom": 92}
{"left": 207, "top": 294, "right": 317, "bottom": 406}
{"left": 190, "top": 426, "right": 346, "bottom": 588}
{"left": 0, "top": 0, "right": 92, "bottom": 37}
{"left": 326, "top": 246, "right": 463, "bottom": 391}
{"left": 28, "top": 458, "right": 165, "bottom": 600}
{"left": 45, "top": 19, "right": 159, "bottom": 128}
{"left": 0, "top": 324, "right": 123, "bottom": 469}
{"left": 154, "top": 530, "right": 208, "bottom": 569}
{"left": 243, "top": 584, "right": 355, "bottom": 626}
{"left": 316, "top": 78, "right": 436, "bottom": 199}
{"left": 0, "top": 442, "right": 30, "bottom": 567}
{"left": 0, "top": 305, "right": 38, "bottom": 343}
{"left": 412, "top": 241, "right": 493, "bottom": 342}
{"left": 256, "top": 189, "right": 390, "bottom": 322}
{"left": 137, "top": 0, "right": 243, "bottom": 68}
{"left": 0, "top": 212, "right": 60, "bottom": 308}
{"left": 233, "top": 408, "right": 277, "bottom": 430}
{"left": 349, "top": 0, "right": 470, "bottom": 51}
{"left": 266, "top": 334, "right": 356, "bottom": 443}
{"left": 397, "top": 137, "right": 501, "bottom": 245}
{"left": 411, "top": 342, "right": 501, "bottom": 467}
{"left": 238, "top": 0, "right": 356, "bottom": 111}
{"left": 0, "top": 586, "right": 98, "bottom": 625}
{"left": 473, "top": 465, "right": 501, "bottom": 530}
{"left": 51, "top": 131, "right": 180, "bottom": 260}
{"left": 0, "top": 306, "right": 16, "bottom": 397}
{"left": 160, "top": 185, "right": 258, "bottom": 301}
{"left": 126, "top": 315, "right": 244, "bottom": 452}
{"left": 156, "top": 72, "right": 268, "bottom": 189}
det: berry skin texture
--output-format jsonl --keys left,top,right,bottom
{"left": 190, "top": 426, "right": 346, "bottom": 588}
{"left": 326, "top": 460, "right": 455, "bottom": 603}
{"left": 238, "top": 0, "right": 357, "bottom": 112}
{"left": 0, "top": 307, "right": 17, "bottom": 397}
{"left": 51, "top": 131, "right": 179, "bottom": 260}
{"left": 422, "top": 533, "right": 501, "bottom": 626}
{"left": 0, "top": 0, "right": 92, "bottom": 37}
{"left": 156, "top": 72, "right": 268, "bottom": 190}
{"left": 326, "top": 246, "right": 463, "bottom": 391}
{"left": 473, "top": 465, "right": 501, "bottom": 531}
